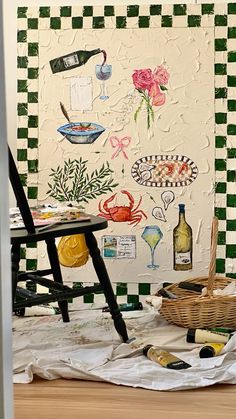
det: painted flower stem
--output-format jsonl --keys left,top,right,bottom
{"left": 134, "top": 98, "right": 144, "bottom": 122}
{"left": 146, "top": 94, "right": 154, "bottom": 129}
{"left": 134, "top": 91, "right": 155, "bottom": 129}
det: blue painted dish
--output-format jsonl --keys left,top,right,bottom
{"left": 57, "top": 122, "right": 105, "bottom": 144}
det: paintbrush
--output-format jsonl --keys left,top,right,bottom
{"left": 60, "top": 101, "right": 71, "bottom": 123}
{"left": 59, "top": 101, "right": 91, "bottom": 129}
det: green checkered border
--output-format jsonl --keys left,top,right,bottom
{"left": 17, "top": 4, "right": 236, "bottom": 302}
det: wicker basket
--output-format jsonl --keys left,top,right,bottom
{"left": 159, "top": 217, "right": 236, "bottom": 329}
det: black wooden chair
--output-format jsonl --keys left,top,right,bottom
{"left": 9, "top": 146, "right": 128, "bottom": 342}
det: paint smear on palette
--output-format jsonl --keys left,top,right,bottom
{"left": 131, "top": 155, "right": 198, "bottom": 187}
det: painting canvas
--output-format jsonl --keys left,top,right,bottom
{"left": 17, "top": 4, "right": 236, "bottom": 302}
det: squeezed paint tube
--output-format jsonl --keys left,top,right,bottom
{"left": 199, "top": 343, "right": 225, "bottom": 358}
{"left": 143, "top": 345, "right": 191, "bottom": 370}
{"left": 14, "top": 305, "right": 60, "bottom": 317}
{"left": 187, "top": 328, "right": 232, "bottom": 344}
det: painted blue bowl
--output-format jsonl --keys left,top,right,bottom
{"left": 57, "top": 122, "right": 105, "bottom": 144}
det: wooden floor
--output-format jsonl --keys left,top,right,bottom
{"left": 14, "top": 377, "right": 236, "bottom": 419}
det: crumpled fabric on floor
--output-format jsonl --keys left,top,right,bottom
{"left": 13, "top": 310, "right": 236, "bottom": 390}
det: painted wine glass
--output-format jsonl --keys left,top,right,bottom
{"left": 141, "top": 225, "right": 163, "bottom": 269}
{"left": 95, "top": 64, "right": 112, "bottom": 100}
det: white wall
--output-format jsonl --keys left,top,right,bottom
{"left": 0, "top": 2, "right": 13, "bottom": 417}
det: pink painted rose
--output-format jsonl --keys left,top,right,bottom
{"left": 132, "top": 69, "right": 153, "bottom": 91}
{"left": 149, "top": 83, "right": 166, "bottom": 106}
{"left": 132, "top": 65, "right": 169, "bottom": 128}
{"left": 153, "top": 66, "right": 169, "bottom": 85}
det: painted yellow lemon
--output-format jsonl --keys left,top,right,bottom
{"left": 58, "top": 234, "right": 89, "bottom": 268}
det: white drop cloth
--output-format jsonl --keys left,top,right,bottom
{"left": 13, "top": 310, "right": 236, "bottom": 391}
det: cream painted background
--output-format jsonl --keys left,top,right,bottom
{"left": 8, "top": 1, "right": 232, "bottom": 206}
{"left": 37, "top": 25, "right": 214, "bottom": 284}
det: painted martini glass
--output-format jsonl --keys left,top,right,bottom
{"left": 141, "top": 225, "right": 163, "bottom": 269}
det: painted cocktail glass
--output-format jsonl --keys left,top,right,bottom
{"left": 95, "top": 64, "right": 112, "bottom": 100}
{"left": 141, "top": 225, "right": 163, "bottom": 269}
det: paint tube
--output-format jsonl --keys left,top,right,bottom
{"left": 206, "top": 327, "right": 235, "bottom": 334}
{"left": 187, "top": 328, "right": 232, "bottom": 344}
{"left": 157, "top": 288, "right": 178, "bottom": 299}
{"left": 102, "top": 302, "right": 143, "bottom": 312}
{"left": 162, "top": 282, "right": 173, "bottom": 288}
{"left": 14, "top": 305, "right": 60, "bottom": 317}
{"left": 178, "top": 282, "right": 205, "bottom": 293}
{"left": 143, "top": 345, "right": 191, "bottom": 370}
{"left": 199, "top": 343, "right": 225, "bottom": 358}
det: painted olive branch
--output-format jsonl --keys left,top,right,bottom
{"left": 47, "top": 159, "right": 118, "bottom": 204}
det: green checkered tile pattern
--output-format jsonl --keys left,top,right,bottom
{"left": 17, "top": 4, "right": 236, "bottom": 297}
{"left": 67, "top": 281, "right": 153, "bottom": 309}
{"left": 22, "top": 281, "right": 153, "bottom": 309}
{"left": 18, "top": 243, "right": 38, "bottom": 288}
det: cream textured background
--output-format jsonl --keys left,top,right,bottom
{"left": 37, "top": 25, "right": 214, "bottom": 284}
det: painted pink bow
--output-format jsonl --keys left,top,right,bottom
{"left": 110, "top": 136, "right": 131, "bottom": 160}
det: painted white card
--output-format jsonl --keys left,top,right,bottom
{"left": 70, "top": 77, "right": 93, "bottom": 111}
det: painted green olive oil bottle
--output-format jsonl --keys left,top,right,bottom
{"left": 173, "top": 204, "right": 192, "bottom": 271}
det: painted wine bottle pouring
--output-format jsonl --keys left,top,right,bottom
{"left": 50, "top": 48, "right": 106, "bottom": 73}
{"left": 173, "top": 204, "right": 192, "bottom": 271}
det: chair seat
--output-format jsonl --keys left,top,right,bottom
{"left": 11, "top": 214, "right": 107, "bottom": 245}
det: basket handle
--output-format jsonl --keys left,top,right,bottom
{"left": 206, "top": 216, "right": 219, "bottom": 296}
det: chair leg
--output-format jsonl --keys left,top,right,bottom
{"left": 46, "top": 238, "right": 69, "bottom": 322}
{"left": 11, "top": 244, "right": 21, "bottom": 309}
{"left": 85, "top": 232, "right": 128, "bottom": 343}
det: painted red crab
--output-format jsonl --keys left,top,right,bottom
{"left": 98, "top": 190, "right": 147, "bottom": 226}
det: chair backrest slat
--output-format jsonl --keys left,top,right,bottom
{"left": 8, "top": 146, "right": 35, "bottom": 234}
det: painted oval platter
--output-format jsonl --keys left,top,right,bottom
{"left": 131, "top": 155, "right": 198, "bottom": 187}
